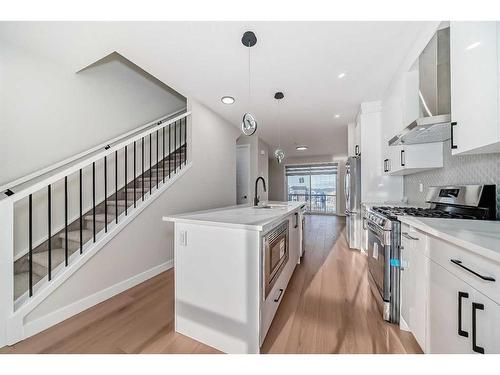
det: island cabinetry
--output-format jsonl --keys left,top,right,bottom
{"left": 165, "top": 202, "right": 303, "bottom": 354}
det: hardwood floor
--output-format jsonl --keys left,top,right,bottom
{"left": 0, "top": 215, "right": 421, "bottom": 354}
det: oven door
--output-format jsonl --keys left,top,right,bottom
{"left": 264, "top": 225, "right": 289, "bottom": 298}
{"left": 367, "top": 222, "right": 391, "bottom": 303}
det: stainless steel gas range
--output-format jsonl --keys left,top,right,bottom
{"left": 365, "top": 185, "right": 497, "bottom": 324}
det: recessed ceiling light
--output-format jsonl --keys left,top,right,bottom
{"left": 296, "top": 145, "right": 308, "bottom": 151}
{"left": 334, "top": 114, "right": 341, "bottom": 119}
{"left": 338, "top": 72, "right": 346, "bottom": 79}
{"left": 221, "top": 96, "right": 235, "bottom": 104}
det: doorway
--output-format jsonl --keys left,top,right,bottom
{"left": 285, "top": 163, "right": 337, "bottom": 214}
{"left": 236, "top": 144, "right": 251, "bottom": 204}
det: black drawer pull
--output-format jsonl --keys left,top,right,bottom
{"left": 451, "top": 122, "right": 458, "bottom": 150}
{"left": 458, "top": 291, "right": 469, "bottom": 337}
{"left": 472, "top": 302, "right": 485, "bottom": 354}
{"left": 401, "top": 149, "right": 405, "bottom": 167}
{"left": 450, "top": 259, "right": 496, "bottom": 282}
{"left": 274, "top": 288, "right": 284, "bottom": 302}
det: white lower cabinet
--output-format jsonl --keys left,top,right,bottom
{"left": 428, "top": 260, "right": 474, "bottom": 353}
{"left": 400, "top": 225, "right": 428, "bottom": 351}
{"left": 400, "top": 223, "right": 500, "bottom": 354}
{"left": 472, "top": 290, "right": 500, "bottom": 354}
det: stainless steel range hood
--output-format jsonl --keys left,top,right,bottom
{"left": 389, "top": 27, "right": 451, "bottom": 146}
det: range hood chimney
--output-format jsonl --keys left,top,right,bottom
{"left": 389, "top": 27, "right": 451, "bottom": 146}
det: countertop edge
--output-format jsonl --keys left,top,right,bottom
{"left": 162, "top": 202, "right": 304, "bottom": 232}
{"left": 398, "top": 216, "right": 500, "bottom": 263}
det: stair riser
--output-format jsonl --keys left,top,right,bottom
{"left": 14, "top": 258, "right": 47, "bottom": 279}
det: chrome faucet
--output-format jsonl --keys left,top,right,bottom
{"left": 254, "top": 176, "right": 267, "bottom": 206}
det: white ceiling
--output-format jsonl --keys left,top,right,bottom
{"left": 0, "top": 21, "right": 433, "bottom": 157}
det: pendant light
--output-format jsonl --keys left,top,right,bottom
{"left": 274, "top": 91, "right": 285, "bottom": 163}
{"left": 241, "top": 31, "right": 258, "bottom": 136}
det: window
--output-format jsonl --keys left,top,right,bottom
{"left": 286, "top": 163, "right": 337, "bottom": 214}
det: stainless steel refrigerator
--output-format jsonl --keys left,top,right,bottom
{"left": 344, "top": 156, "right": 361, "bottom": 250}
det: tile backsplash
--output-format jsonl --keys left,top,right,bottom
{"left": 404, "top": 141, "right": 500, "bottom": 219}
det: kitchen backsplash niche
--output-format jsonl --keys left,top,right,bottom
{"left": 404, "top": 141, "right": 500, "bottom": 219}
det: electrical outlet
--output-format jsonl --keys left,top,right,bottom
{"left": 419, "top": 183, "right": 423, "bottom": 193}
{"left": 179, "top": 230, "right": 188, "bottom": 246}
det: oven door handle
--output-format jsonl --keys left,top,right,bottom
{"left": 402, "top": 232, "right": 419, "bottom": 241}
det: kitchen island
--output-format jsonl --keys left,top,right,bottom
{"left": 162, "top": 201, "right": 304, "bottom": 353}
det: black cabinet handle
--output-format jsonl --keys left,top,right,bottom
{"left": 451, "top": 122, "right": 458, "bottom": 150}
{"left": 458, "top": 291, "right": 469, "bottom": 337}
{"left": 274, "top": 288, "right": 284, "bottom": 302}
{"left": 401, "top": 149, "right": 405, "bottom": 167}
{"left": 294, "top": 212, "right": 298, "bottom": 228}
{"left": 450, "top": 259, "right": 496, "bottom": 282}
{"left": 355, "top": 145, "right": 360, "bottom": 155}
{"left": 383, "top": 159, "right": 389, "bottom": 173}
{"left": 472, "top": 302, "right": 485, "bottom": 354}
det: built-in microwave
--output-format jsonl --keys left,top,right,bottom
{"left": 263, "top": 220, "right": 289, "bottom": 299}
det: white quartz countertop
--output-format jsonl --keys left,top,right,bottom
{"left": 162, "top": 201, "right": 305, "bottom": 232}
{"left": 399, "top": 216, "right": 500, "bottom": 262}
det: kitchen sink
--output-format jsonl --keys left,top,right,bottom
{"left": 253, "top": 203, "right": 288, "bottom": 209}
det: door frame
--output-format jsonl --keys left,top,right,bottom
{"left": 236, "top": 144, "right": 251, "bottom": 205}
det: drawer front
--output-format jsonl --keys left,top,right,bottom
{"left": 428, "top": 236, "right": 500, "bottom": 304}
{"left": 401, "top": 225, "right": 428, "bottom": 257}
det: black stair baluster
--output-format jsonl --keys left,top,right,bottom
{"left": 156, "top": 130, "right": 159, "bottom": 189}
{"left": 29, "top": 194, "right": 33, "bottom": 297}
{"left": 174, "top": 120, "right": 177, "bottom": 173}
{"left": 179, "top": 119, "right": 183, "bottom": 170}
{"left": 142, "top": 137, "right": 145, "bottom": 201}
{"left": 162, "top": 126, "right": 165, "bottom": 183}
{"left": 79, "top": 168, "right": 83, "bottom": 254}
{"left": 125, "top": 145, "right": 128, "bottom": 215}
{"left": 92, "top": 162, "right": 96, "bottom": 242}
{"left": 149, "top": 133, "right": 152, "bottom": 194}
{"left": 47, "top": 185, "right": 52, "bottom": 281}
{"left": 64, "top": 176, "right": 68, "bottom": 266}
{"left": 104, "top": 156, "right": 108, "bottom": 232}
{"left": 133, "top": 141, "right": 137, "bottom": 207}
{"left": 169, "top": 123, "right": 172, "bottom": 178}
{"left": 115, "top": 150, "right": 118, "bottom": 223}
{"left": 183, "top": 117, "right": 186, "bottom": 166}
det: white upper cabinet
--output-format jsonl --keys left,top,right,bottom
{"left": 381, "top": 69, "right": 443, "bottom": 176}
{"left": 450, "top": 21, "right": 500, "bottom": 155}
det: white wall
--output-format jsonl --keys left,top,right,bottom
{"left": 0, "top": 40, "right": 186, "bottom": 186}
{"left": 24, "top": 99, "right": 240, "bottom": 332}
{"left": 268, "top": 155, "right": 347, "bottom": 215}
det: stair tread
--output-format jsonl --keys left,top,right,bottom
{"left": 84, "top": 213, "right": 115, "bottom": 222}
{"left": 32, "top": 248, "right": 66, "bottom": 268}
{"left": 59, "top": 229, "right": 92, "bottom": 242}
{"left": 107, "top": 200, "right": 127, "bottom": 206}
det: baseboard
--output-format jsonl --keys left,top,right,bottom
{"left": 399, "top": 314, "right": 410, "bottom": 332}
{"left": 22, "top": 259, "right": 173, "bottom": 341}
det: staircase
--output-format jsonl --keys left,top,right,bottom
{"left": 0, "top": 110, "right": 190, "bottom": 312}
{"left": 12, "top": 148, "right": 186, "bottom": 300}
